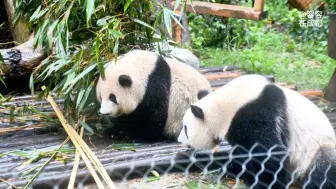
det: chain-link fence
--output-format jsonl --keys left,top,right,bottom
{"left": 2, "top": 136, "right": 336, "bottom": 188}
{"left": 1, "top": 95, "right": 336, "bottom": 189}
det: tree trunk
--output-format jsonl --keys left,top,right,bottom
{"left": 181, "top": 12, "right": 191, "bottom": 46}
{"left": 3, "top": 0, "right": 31, "bottom": 43}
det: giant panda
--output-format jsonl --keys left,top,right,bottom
{"left": 96, "top": 49, "right": 212, "bottom": 141}
{"left": 178, "top": 74, "right": 336, "bottom": 188}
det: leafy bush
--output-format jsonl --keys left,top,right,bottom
{"left": 325, "top": 0, "right": 336, "bottom": 13}
{"left": 188, "top": 0, "right": 329, "bottom": 49}
{"left": 14, "top": 0, "right": 184, "bottom": 118}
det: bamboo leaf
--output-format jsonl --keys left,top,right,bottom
{"left": 79, "top": 121, "right": 95, "bottom": 135}
{"left": 108, "top": 29, "right": 124, "bottom": 38}
{"left": 170, "top": 12, "right": 185, "bottom": 31}
{"left": 36, "top": 8, "right": 48, "bottom": 20}
{"left": 134, "top": 19, "right": 155, "bottom": 31}
{"left": 76, "top": 88, "right": 85, "bottom": 108}
{"left": 124, "top": 0, "right": 134, "bottom": 12}
{"left": 95, "top": 36, "right": 101, "bottom": 63}
{"left": 29, "top": 5, "right": 42, "bottom": 22}
{"left": 29, "top": 74, "right": 34, "bottom": 95}
{"left": 61, "top": 71, "right": 76, "bottom": 91}
{"left": 85, "top": 0, "right": 95, "bottom": 25}
{"left": 173, "top": 0, "right": 182, "bottom": 11}
{"left": 0, "top": 53, "right": 4, "bottom": 63}
{"left": 10, "top": 106, "right": 14, "bottom": 124}
{"left": 69, "top": 64, "right": 96, "bottom": 87}
{"left": 0, "top": 77, "right": 6, "bottom": 88}
{"left": 97, "top": 16, "right": 112, "bottom": 26}
{"left": 47, "top": 19, "right": 59, "bottom": 48}
{"left": 96, "top": 36, "right": 105, "bottom": 80}
{"left": 78, "top": 83, "right": 93, "bottom": 112}
{"left": 163, "top": 9, "right": 173, "bottom": 37}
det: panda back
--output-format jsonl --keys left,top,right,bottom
{"left": 280, "top": 86, "right": 336, "bottom": 175}
{"left": 164, "top": 58, "right": 212, "bottom": 137}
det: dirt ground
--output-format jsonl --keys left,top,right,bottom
{"left": 81, "top": 172, "right": 237, "bottom": 189}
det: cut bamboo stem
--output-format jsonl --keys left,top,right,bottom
{"left": 23, "top": 138, "right": 71, "bottom": 189}
{"left": 43, "top": 86, "right": 116, "bottom": 189}
{"left": 68, "top": 126, "right": 84, "bottom": 189}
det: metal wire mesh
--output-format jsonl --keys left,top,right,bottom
{"left": 1, "top": 95, "right": 336, "bottom": 189}
{"left": 2, "top": 137, "right": 336, "bottom": 189}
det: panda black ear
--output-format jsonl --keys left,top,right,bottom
{"left": 191, "top": 105, "right": 204, "bottom": 120}
{"left": 197, "top": 90, "right": 209, "bottom": 100}
{"left": 119, "top": 75, "right": 132, "bottom": 87}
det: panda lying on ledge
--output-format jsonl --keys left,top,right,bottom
{"left": 96, "top": 49, "right": 212, "bottom": 141}
{"left": 178, "top": 74, "right": 336, "bottom": 189}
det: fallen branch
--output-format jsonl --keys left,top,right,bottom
{"left": 23, "top": 138, "right": 71, "bottom": 189}
{"left": 43, "top": 86, "right": 116, "bottom": 189}
{"left": 68, "top": 126, "right": 84, "bottom": 189}
{"left": 0, "top": 37, "right": 47, "bottom": 77}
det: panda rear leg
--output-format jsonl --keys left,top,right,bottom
{"left": 302, "top": 147, "right": 336, "bottom": 189}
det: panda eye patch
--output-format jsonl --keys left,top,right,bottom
{"left": 109, "top": 94, "right": 118, "bottom": 104}
{"left": 184, "top": 125, "right": 188, "bottom": 139}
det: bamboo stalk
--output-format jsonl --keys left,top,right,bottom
{"left": 0, "top": 178, "right": 18, "bottom": 189}
{"left": 68, "top": 126, "right": 84, "bottom": 189}
{"left": 23, "top": 138, "right": 71, "bottom": 189}
{"left": 0, "top": 124, "right": 45, "bottom": 134}
{"left": 42, "top": 87, "right": 116, "bottom": 189}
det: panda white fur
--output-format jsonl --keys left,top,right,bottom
{"left": 178, "top": 74, "right": 336, "bottom": 188}
{"left": 96, "top": 49, "right": 211, "bottom": 141}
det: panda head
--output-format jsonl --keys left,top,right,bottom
{"left": 178, "top": 105, "right": 219, "bottom": 150}
{"left": 96, "top": 74, "right": 135, "bottom": 117}
{"left": 96, "top": 50, "right": 155, "bottom": 117}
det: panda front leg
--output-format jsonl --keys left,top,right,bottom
{"left": 223, "top": 145, "right": 292, "bottom": 189}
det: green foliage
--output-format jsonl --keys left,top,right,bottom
{"left": 325, "top": 0, "right": 336, "bottom": 13}
{"left": 14, "top": 0, "right": 184, "bottom": 118}
{"left": 189, "top": 0, "right": 334, "bottom": 90}
{"left": 188, "top": 14, "right": 227, "bottom": 48}
{"left": 199, "top": 42, "right": 335, "bottom": 90}
{"left": 188, "top": 0, "right": 329, "bottom": 49}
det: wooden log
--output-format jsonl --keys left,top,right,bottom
{"left": 170, "top": 1, "right": 268, "bottom": 21}
{"left": 3, "top": 0, "right": 31, "bottom": 43}
{"left": 0, "top": 37, "right": 46, "bottom": 77}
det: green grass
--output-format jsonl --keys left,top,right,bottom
{"left": 195, "top": 32, "right": 336, "bottom": 90}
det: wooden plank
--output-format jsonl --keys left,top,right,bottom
{"left": 205, "top": 72, "right": 241, "bottom": 80}
{"left": 206, "top": 72, "right": 274, "bottom": 83}
{"left": 171, "top": 1, "right": 268, "bottom": 21}
{"left": 198, "top": 65, "right": 239, "bottom": 74}
{"left": 212, "top": 82, "right": 297, "bottom": 91}
{"left": 253, "top": 0, "right": 264, "bottom": 11}
{"left": 212, "top": 88, "right": 323, "bottom": 98}
{"left": 276, "top": 82, "right": 297, "bottom": 90}
{"left": 299, "top": 90, "right": 324, "bottom": 98}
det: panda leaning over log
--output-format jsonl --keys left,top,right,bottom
{"left": 178, "top": 74, "right": 336, "bottom": 188}
{"left": 96, "top": 49, "right": 212, "bottom": 141}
